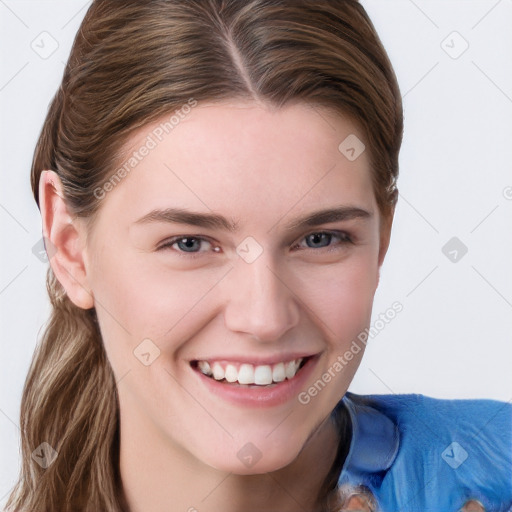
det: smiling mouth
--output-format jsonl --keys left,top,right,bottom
{"left": 190, "top": 357, "right": 311, "bottom": 386}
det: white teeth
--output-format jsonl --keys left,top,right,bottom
{"left": 198, "top": 360, "right": 212, "bottom": 376}
{"left": 224, "top": 364, "right": 238, "bottom": 383}
{"left": 254, "top": 365, "right": 272, "bottom": 385}
{"left": 238, "top": 364, "right": 255, "bottom": 385}
{"left": 196, "top": 358, "right": 305, "bottom": 385}
{"left": 285, "top": 360, "right": 297, "bottom": 379}
{"left": 212, "top": 362, "right": 225, "bottom": 381}
{"left": 272, "top": 362, "right": 286, "bottom": 382}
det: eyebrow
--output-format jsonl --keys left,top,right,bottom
{"left": 134, "top": 206, "right": 373, "bottom": 233}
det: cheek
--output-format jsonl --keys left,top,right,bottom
{"left": 298, "top": 254, "right": 379, "bottom": 339}
{"left": 90, "top": 248, "right": 226, "bottom": 359}
{"left": 294, "top": 258, "right": 376, "bottom": 411}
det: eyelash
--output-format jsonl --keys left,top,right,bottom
{"left": 157, "top": 230, "right": 354, "bottom": 258}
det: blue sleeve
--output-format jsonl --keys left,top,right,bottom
{"left": 340, "top": 393, "right": 512, "bottom": 512}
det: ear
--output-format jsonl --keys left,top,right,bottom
{"left": 39, "top": 170, "right": 94, "bottom": 309}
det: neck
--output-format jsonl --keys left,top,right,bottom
{"left": 117, "top": 404, "right": 350, "bottom": 512}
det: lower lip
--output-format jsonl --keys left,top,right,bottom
{"left": 192, "top": 356, "right": 319, "bottom": 408}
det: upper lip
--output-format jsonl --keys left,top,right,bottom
{"left": 190, "top": 352, "right": 319, "bottom": 366}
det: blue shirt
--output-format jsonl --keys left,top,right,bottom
{"left": 337, "top": 392, "right": 512, "bottom": 511}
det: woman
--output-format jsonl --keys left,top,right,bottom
{"left": 5, "top": 1, "right": 511, "bottom": 511}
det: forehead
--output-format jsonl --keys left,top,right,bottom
{"left": 95, "top": 100, "right": 377, "bottom": 231}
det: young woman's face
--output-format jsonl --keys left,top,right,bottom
{"left": 81, "top": 100, "right": 389, "bottom": 474}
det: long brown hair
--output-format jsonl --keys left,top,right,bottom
{"left": 6, "top": 1, "right": 402, "bottom": 510}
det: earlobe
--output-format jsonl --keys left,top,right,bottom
{"left": 39, "top": 170, "right": 95, "bottom": 310}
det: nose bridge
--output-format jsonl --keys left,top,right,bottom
{"left": 223, "top": 248, "right": 300, "bottom": 342}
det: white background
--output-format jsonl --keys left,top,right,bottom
{"left": 1, "top": 0, "right": 511, "bottom": 506}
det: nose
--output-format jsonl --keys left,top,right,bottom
{"left": 223, "top": 251, "right": 301, "bottom": 343}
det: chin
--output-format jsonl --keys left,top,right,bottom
{"left": 211, "top": 453, "right": 300, "bottom": 476}
{"left": 199, "top": 435, "right": 306, "bottom": 476}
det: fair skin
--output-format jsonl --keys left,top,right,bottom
{"left": 39, "top": 100, "right": 393, "bottom": 511}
